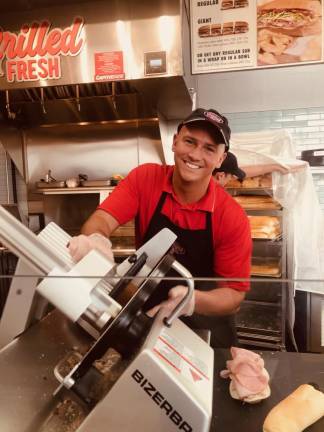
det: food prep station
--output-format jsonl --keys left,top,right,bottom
{"left": 0, "top": 0, "right": 323, "bottom": 431}
{"left": 0, "top": 204, "right": 323, "bottom": 432}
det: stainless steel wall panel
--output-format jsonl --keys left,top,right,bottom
{"left": 24, "top": 120, "right": 163, "bottom": 186}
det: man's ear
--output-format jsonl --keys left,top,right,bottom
{"left": 220, "top": 151, "right": 227, "bottom": 164}
{"left": 171, "top": 133, "right": 177, "bottom": 152}
{"left": 214, "top": 150, "right": 227, "bottom": 169}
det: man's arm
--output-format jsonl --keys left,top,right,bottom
{"left": 195, "top": 287, "right": 245, "bottom": 315}
{"left": 147, "top": 285, "right": 246, "bottom": 319}
{"left": 242, "top": 161, "right": 308, "bottom": 178}
{"left": 81, "top": 209, "right": 120, "bottom": 237}
{"left": 69, "top": 165, "right": 142, "bottom": 262}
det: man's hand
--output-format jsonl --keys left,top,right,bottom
{"left": 68, "top": 233, "right": 114, "bottom": 263}
{"left": 146, "top": 285, "right": 195, "bottom": 318}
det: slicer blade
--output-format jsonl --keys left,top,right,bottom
{"left": 113, "top": 228, "right": 177, "bottom": 284}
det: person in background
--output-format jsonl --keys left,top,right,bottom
{"left": 68, "top": 108, "right": 252, "bottom": 348}
{"left": 214, "top": 152, "right": 308, "bottom": 187}
{"left": 213, "top": 151, "right": 246, "bottom": 186}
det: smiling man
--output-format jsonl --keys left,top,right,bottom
{"left": 68, "top": 108, "right": 252, "bottom": 348}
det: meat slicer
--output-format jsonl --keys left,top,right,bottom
{"left": 0, "top": 204, "right": 214, "bottom": 432}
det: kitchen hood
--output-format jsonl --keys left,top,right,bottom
{"left": 0, "top": 76, "right": 191, "bottom": 126}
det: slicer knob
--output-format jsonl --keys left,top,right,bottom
{"left": 128, "top": 254, "right": 137, "bottom": 264}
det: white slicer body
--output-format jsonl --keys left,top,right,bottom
{"left": 0, "top": 204, "right": 214, "bottom": 432}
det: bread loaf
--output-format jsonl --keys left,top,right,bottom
{"left": 263, "top": 384, "right": 324, "bottom": 432}
{"left": 233, "top": 196, "right": 281, "bottom": 210}
{"left": 226, "top": 174, "right": 272, "bottom": 188}
{"left": 248, "top": 216, "right": 281, "bottom": 239}
{"left": 251, "top": 263, "right": 281, "bottom": 277}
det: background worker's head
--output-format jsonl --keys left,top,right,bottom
{"left": 172, "top": 108, "right": 231, "bottom": 184}
{"left": 213, "top": 152, "right": 246, "bottom": 187}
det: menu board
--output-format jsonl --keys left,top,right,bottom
{"left": 190, "top": 0, "right": 323, "bottom": 73}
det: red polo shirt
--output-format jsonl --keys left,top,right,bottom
{"left": 99, "top": 163, "right": 252, "bottom": 291}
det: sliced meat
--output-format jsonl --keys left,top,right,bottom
{"left": 220, "top": 347, "right": 270, "bottom": 398}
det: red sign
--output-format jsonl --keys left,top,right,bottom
{"left": 94, "top": 51, "right": 125, "bottom": 81}
{"left": 0, "top": 17, "right": 85, "bottom": 83}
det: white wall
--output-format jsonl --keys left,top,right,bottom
{"left": 196, "top": 64, "right": 324, "bottom": 113}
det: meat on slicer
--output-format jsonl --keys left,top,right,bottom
{"left": 0, "top": 204, "right": 214, "bottom": 432}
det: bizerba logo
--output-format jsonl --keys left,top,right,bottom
{"left": 0, "top": 17, "right": 85, "bottom": 83}
{"left": 131, "top": 369, "right": 193, "bottom": 431}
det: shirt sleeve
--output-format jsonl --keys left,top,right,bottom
{"left": 98, "top": 166, "right": 140, "bottom": 225}
{"left": 214, "top": 203, "right": 252, "bottom": 292}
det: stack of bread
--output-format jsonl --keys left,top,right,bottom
{"left": 233, "top": 195, "right": 281, "bottom": 210}
{"left": 251, "top": 259, "right": 281, "bottom": 277}
{"left": 220, "top": 347, "right": 271, "bottom": 403}
{"left": 248, "top": 215, "right": 281, "bottom": 240}
{"left": 226, "top": 174, "right": 272, "bottom": 189}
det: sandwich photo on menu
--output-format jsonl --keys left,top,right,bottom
{"left": 221, "top": 0, "right": 249, "bottom": 9}
{"left": 198, "top": 24, "right": 211, "bottom": 38}
{"left": 222, "top": 22, "right": 235, "bottom": 35}
{"left": 234, "top": 0, "right": 249, "bottom": 7}
{"left": 234, "top": 21, "right": 249, "bottom": 33}
{"left": 257, "top": 0, "right": 322, "bottom": 65}
{"left": 211, "top": 24, "right": 222, "bottom": 36}
{"left": 221, "top": 0, "right": 235, "bottom": 9}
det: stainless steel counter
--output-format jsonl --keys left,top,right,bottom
{"left": 3, "top": 310, "right": 324, "bottom": 432}
{"left": 0, "top": 310, "right": 91, "bottom": 432}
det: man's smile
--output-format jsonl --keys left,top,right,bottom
{"left": 184, "top": 160, "right": 202, "bottom": 170}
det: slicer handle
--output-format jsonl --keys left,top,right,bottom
{"left": 163, "top": 259, "right": 194, "bottom": 327}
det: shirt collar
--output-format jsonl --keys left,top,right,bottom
{"left": 163, "top": 166, "right": 216, "bottom": 212}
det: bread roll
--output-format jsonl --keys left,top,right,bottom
{"left": 251, "top": 263, "right": 281, "bottom": 277}
{"left": 248, "top": 216, "right": 281, "bottom": 239}
{"left": 226, "top": 174, "right": 272, "bottom": 188}
{"left": 234, "top": 196, "right": 281, "bottom": 210}
{"left": 263, "top": 384, "right": 324, "bottom": 432}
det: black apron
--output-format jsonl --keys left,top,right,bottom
{"left": 142, "top": 191, "right": 237, "bottom": 348}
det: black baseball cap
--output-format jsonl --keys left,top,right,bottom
{"left": 178, "top": 108, "right": 231, "bottom": 150}
{"left": 213, "top": 152, "right": 246, "bottom": 181}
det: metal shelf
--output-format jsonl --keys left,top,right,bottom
{"left": 310, "top": 167, "right": 324, "bottom": 174}
{"left": 34, "top": 186, "right": 114, "bottom": 194}
{"left": 246, "top": 209, "right": 283, "bottom": 216}
{"left": 231, "top": 185, "right": 287, "bottom": 350}
{"left": 226, "top": 187, "right": 273, "bottom": 196}
{"left": 34, "top": 186, "right": 113, "bottom": 204}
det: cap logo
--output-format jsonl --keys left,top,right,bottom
{"left": 204, "top": 111, "right": 224, "bottom": 124}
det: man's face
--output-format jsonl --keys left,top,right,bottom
{"left": 172, "top": 125, "right": 226, "bottom": 183}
